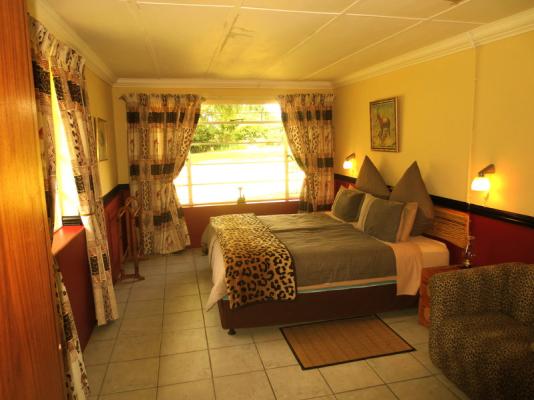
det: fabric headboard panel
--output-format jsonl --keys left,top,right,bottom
{"left": 425, "top": 206, "right": 470, "bottom": 249}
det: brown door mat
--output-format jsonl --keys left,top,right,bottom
{"left": 280, "top": 315, "right": 414, "bottom": 369}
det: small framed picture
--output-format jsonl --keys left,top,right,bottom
{"left": 369, "top": 97, "right": 399, "bottom": 152}
{"left": 96, "top": 117, "right": 108, "bottom": 161}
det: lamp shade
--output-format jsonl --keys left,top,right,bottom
{"left": 471, "top": 176, "right": 490, "bottom": 191}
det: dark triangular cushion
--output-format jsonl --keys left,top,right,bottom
{"left": 355, "top": 156, "right": 390, "bottom": 199}
{"left": 390, "top": 161, "right": 434, "bottom": 235}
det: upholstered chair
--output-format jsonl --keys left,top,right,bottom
{"left": 429, "top": 262, "right": 534, "bottom": 400}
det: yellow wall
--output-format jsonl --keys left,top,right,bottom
{"left": 86, "top": 69, "right": 118, "bottom": 195}
{"left": 334, "top": 30, "right": 534, "bottom": 216}
{"left": 111, "top": 86, "right": 333, "bottom": 183}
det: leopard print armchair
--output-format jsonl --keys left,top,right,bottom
{"left": 429, "top": 262, "right": 534, "bottom": 400}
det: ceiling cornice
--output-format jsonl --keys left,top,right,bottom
{"left": 113, "top": 78, "right": 333, "bottom": 89}
{"left": 29, "top": 0, "right": 116, "bottom": 84}
{"left": 334, "top": 7, "right": 534, "bottom": 88}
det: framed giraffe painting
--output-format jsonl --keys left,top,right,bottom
{"left": 369, "top": 97, "right": 399, "bottom": 152}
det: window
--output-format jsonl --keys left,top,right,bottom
{"left": 50, "top": 68, "right": 80, "bottom": 231}
{"left": 174, "top": 103, "right": 304, "bottom": 205}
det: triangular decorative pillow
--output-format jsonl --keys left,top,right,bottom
{"left": 355, "top": 156, "right": 390, "bottom": 199}
{"left": 390, "top": 161, "right": 434, "bottom": 236}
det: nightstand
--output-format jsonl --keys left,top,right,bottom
{"left": 418, "top": 265, "right": 461, "bottom": 327}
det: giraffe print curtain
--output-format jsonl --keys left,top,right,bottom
{"left": 121, "top": 93, "right": 204, "bottom": 255}
{"left": 278, "top": 94, "right": 335, "bottom": 212}
{"left": 30, "top": 17, "right": 91, "bottom": 400}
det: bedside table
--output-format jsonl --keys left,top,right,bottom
{"left": 418, "top": 265, "right": 461, "bottom": 327}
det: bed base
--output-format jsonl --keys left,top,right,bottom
{"left": 217, "top": 284, "right": 417, "bottom": 332}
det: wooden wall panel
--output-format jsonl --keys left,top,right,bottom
{"left": 0, "top": 0, "right": 65, "bottom": 398}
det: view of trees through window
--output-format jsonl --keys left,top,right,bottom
{"left": 174, "top": 103, "right": 304, "bottom": 205}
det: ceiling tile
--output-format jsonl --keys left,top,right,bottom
{"left": 208, "top": 9, "right": 332, "bottom": 79}
{"left": 347, "top": 0, "right": 455, "bottom": 19}
{"left": 242, "top": 0, "right": 356, "bottom": 13}
{"left": 46, "top": 0, "right": 154, "bottom": 77}
{"left": 263, "top": 15, "right": 414, "bottom": 80}
{"left": 311, "top": 20, "right": 477, "bottom": 81}
{"left": 138, "top": 3, "right": 234, "bottom": 77}
{"left": 438, "top": 0, "right": 534, "bottom": 23}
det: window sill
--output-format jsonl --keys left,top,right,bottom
{"left": 182, "top": 199, "right": 299, "bottom": 209}
{"left": 52, "top": 225, "right": 85, "bottom": 256}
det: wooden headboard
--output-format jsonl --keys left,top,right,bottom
{"left": 425, "top": 206, "right": 470, "bottom": 249}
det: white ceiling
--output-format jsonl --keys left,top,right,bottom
{"left": 43, "top": 0, "right": 534, "bottom": 83}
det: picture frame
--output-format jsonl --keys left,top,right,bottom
{"left": 369, "top": 97, "right": 399, "bottom": 152}
{"left": 96, "top": 117, "right": 108, "bottom": 161}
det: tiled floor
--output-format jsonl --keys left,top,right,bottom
{"left": 84, "top": 249, "right": 470, "bottom": 400}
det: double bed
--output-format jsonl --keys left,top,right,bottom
{"left": 201, "top": 210, "right": 454, "bottom": 333}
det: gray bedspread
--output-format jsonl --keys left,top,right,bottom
{"left": 201, "top": 213, "right": 396, "bottom": 287}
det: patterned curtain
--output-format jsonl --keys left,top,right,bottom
{"left": 121, "top": 93, "right": 204, "bottom": 255}
{"left": 30, "top": 17, "right": 90, "bottom": 400}
{"left": 278, "top": 93, "right": 335, "bottom": 212}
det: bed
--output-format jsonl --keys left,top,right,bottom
{"left": 201, "top": 208, "right": 462, "bottom": 334}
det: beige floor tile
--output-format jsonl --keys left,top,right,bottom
{"left": 163, "top": 310, "right": 204, "bottom": 331}
{"left": 86, "top": 364, "right": 108, "bottom": 396}
{"left": 320, "top": 360, "right": 383, "bottom": 393}
{"left": 195, "top": 258, "right": 210, "bottom": 272}
{"left": 198, "top": 279, "right": 213, "bottom": 294}
{"left": 164, "top": 295, "right": 201, "bottom": 314}
{"left": 140, "top": 264, "right": 166, "bottom": 276}
{"left": 158, "top": 350, "right": 211, "bottom": 386}
{"left": 100, "top": 388, "right": 157, "bottom": 400}
{"left": 200, "top": 293, "right": 210, "bottom": 307}
{"left": 166, "top": 262, "right": 196, "bottom": 273}
{"left": 157, "top": 379, "right": 214, "bottom": 400}
{"left": 83, "top": 339, "right": 115, "bottom": 366}
{"left": 205, "top": 326, "right": 253, "bottom": 349}
{"left": 256, "top": 339, "right": 297, "bottom": 369}
{"left": 90, "top": 321, "right": 121, "bottom": 342}
{"left": 132, "top": 275, "right": 166, "bottom": 288}
{"left": 141, "top": 256, "right": 167, "bottom": 266}
{"left": 165, "top": 271, "right": 197, "bottom": 285}
{"left": 335, "top": 385, "right": 396, "bottom": 400}
{"left": 367, "top": 353, "right": 431, "bottom": 383}
{"left": 210, "top": 344, "right": 263, "bottom": 377}
{"left": 266, "top": 365, "right": 332, "bottom": 400}
{"left": 389, "top": 376, "right": 458, "bottom": 400}
{"left": 129, "top": 286, "right": 165, "bottom": 302}
{"left": 435, "top": 374, "right": 470, "bottom": 400}
{"left": 117, "top": 302, "right": 127, "bottom": 319}
{"left": 124, "top": 299, "right": 164, "bottom": 319}
{"left": 115, "top": 288, "right": 131, "bottom": 303}
{"left": 377, "top": 308, "right": 418, "bottom": 324}
{"left": 388, "top": 319, "right": 429, "bottom": 345}
{"left": 111, "top": 334, "right": 161, "bottom": 362}
{"left": 250, "top": 326, "right": 284, "bottom": 343}
{"left": 101, "top": 358, "right": 158, "bottom": 394}
{"left": 412, "top": 343, "right": 441, "bottom": 374}
{"left": 160, "top": 328, "right": 207, "bottom": 355}
{"left": 119, "top": 315, "right": 163, "bottom": 337}
{"left": 165, "top": 282, "right": 199, "bottom": 298}
{"left": 203, "top": 307, "right": 220, "bottom": 328}
{"left": 214, "top": 371, "right": 275, "bottom": 400}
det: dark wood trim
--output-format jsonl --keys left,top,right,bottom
{"left": 334, "top": 173, "right": 533, "bottom": 229}
{"left": 468, "top": 204, "right": 534, "bottom": 228}
{"left": 102, "top": 183, "right": 129, "bottom": 205}
{"left": 334, "top": 173, "right": 356, "bottom": 184}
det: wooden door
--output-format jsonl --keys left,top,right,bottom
{"left": 0, "top": 0, "right": 65, "bottom": 398}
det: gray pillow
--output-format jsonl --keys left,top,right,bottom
{"left": 355, "top": 156, "right": 390, "bottom": 199}
{"left": 364, "top": 198, "right": 405, "bottom": 242}
{"left": 331, "top": 187, "right": 365, "bottom": 222}
{"left": 390, "top": 161, "right": 434, "bottom": 236}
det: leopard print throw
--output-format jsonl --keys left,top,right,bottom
{"left": 211, "top": 213, "right": 296, "bottom": 309}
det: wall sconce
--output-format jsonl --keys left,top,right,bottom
{"left": 471, "top": 164, "right": 495, "bottom": 192}
{"left": 343, "top": 153, "right": 356, "bottom": 170}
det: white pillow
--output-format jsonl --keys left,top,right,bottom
{"left": 396, "top": 202, "right": 418, "bottom": 242}
{"left": 355, "top": 193, "right": 377, "bottom": 231}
